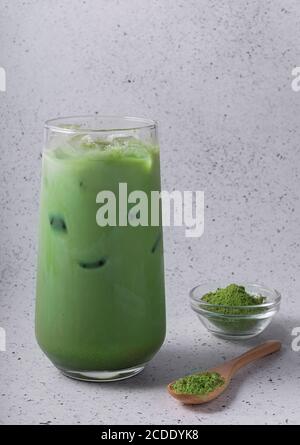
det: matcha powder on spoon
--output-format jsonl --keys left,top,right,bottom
{"left": 173, "top": 372, "right": 225, "bottom": 396}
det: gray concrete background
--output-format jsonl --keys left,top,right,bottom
{"left": 0, "top": 0, "right": 300, "bottom": 425}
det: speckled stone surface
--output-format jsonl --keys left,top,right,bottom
{"left": 0, "top": 0, "right": 300, "bottom": 425}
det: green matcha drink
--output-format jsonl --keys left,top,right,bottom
{"left": 35, "top": 116, "right": 166, "bottom": 381}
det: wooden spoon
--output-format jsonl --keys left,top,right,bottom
{"left": 168, "top": 340, "right": 281, "bottom": 405}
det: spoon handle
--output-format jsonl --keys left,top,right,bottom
{"left": 227, "top": 340, "right": 281, "bottom": 375}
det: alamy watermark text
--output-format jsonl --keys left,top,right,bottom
{"left": 0, "top": 327, "right": 6, "bottom": 352}
{"left": 96, "top": 184, "right": 204, "bottom": 238}
{"left": 0, "top": 66, "right": 6, "bottom": 92}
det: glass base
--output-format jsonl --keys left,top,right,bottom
{"left": 211, "top": 331, "right": 260, "bottom": 340}
{"left": 59, "top": 364, "right": 145, "bottom": 382}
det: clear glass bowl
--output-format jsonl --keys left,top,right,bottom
{"left": 189, "top": 281, "right": 281, "bottom": 340}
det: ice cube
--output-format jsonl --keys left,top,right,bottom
{"left": 107, "top": 133, "right": 139, "bottom": 145}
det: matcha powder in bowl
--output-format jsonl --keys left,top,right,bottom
{"left": 190, "top": 282, "right": 281, "bottom": 339}
{"left": 201, "top": 284, "right": 265, "bottom": 314}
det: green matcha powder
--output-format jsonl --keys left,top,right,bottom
{"left": 201, "top": 283, "right": 265, "bottom": 315}
{"left": 199, "top": 283, "right": 267, "bottom": 334}
{"left": 173, "top": 372, "right": 225, "bottom": 396}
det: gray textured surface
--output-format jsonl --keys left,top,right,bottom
{"left": 0, "top": 0, "right": 300, "bottom": 425}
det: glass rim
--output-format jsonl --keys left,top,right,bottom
{"left": 44, "top": 114, "right": 157, "bottom": 134}
{"left": 189, "top": 281, "right": 281, "bottom": 310}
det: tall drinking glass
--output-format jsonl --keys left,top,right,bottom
{"left": 35, "top": 116, "right": 166, "bottom": 381}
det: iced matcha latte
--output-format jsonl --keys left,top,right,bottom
{"left": 35, "top": 116, "right": 166, "bottom": 381}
